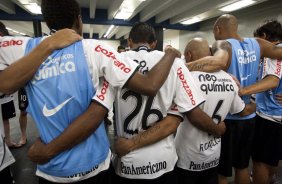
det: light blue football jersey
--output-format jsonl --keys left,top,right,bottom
{"left": 25, "top": 38, "right": 109, "bottom": 177}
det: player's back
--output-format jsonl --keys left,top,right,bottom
{"left": 113, "top": 46, "right": 203, "bottom": 179}
{"left": 115, "top": 46, "right": 197, "bottom": 138}
{"left": 175, "top": 70, "right": 245, "bottom": 171}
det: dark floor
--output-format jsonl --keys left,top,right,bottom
{"left": 6, "top": 97, "right": 282, "bottom": 184}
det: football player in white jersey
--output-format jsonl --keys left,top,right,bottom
{"left": 238, "top": 20, "right": 282, "bottom": 184}
{"left": 185, "top": 14, "right": 282, "bottom": 184}
{"left": 175, "top": 38, "right": 256, "bottom": 184}
{"left": 0, "top": 0, "right": 181, "bottom": 183}
{"left": 93, "top": 23, "right": 226, "bottom": 184}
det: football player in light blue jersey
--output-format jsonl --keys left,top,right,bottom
{"left": 239, "top": 19, "right": 282, "bottom": 184}
{"left": 186, "top": 14, "right": 282, "bottom": 184}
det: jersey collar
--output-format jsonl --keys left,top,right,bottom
{"left": 132, "top": 45, "right": 151, "bottom": 52}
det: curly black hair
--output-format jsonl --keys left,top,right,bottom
{"left": 129, "top": 22, "right": 156, "bottom": 44}
{"left": 254, "top": 19, "right": 282, "bottom": 42}
{"left": 41, "top": 0, "right": 80, "bottom": 31}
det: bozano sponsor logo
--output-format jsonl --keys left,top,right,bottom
{"left": 177, "top": 67, "right": 196, "bottom": 105}
{"left": 0, "top": 39, "right": 23, "bottom": 48}
{"left": 95, "top": 45, "right": 131, "bottom": 73}
{"left": 275, "top": 60, "right": 281, "bottom": 75}
{"left": 97, "top": 80, "right": 109, "bottom": 101}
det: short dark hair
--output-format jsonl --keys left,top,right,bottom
{"left": 129, "top": 22, "right": 156, "bottom": 44}
{"left": 0, "top": 21, "right": 9, "bottom": 36}
{"left": 254, "top": 19, "right": 282, "bottom": 42}
{"left": 41, "top": 0, "right": 81, "bottom": 31}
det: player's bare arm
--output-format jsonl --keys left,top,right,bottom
{"left": 0, "top": 29, "right": 81, "bottom": 94}
{"left": 114, "top": 115, "right": 182, "bottom": 157}
{"left": 185, "top": 106, "right": 226, "bottom": 137}
{"left": 126, "top": 47, "right": 181, "bottom": 96}
{"left": 28, "top": 101, "right": 107, "bottom": 164}
{"left": 239, "top": 75, "right": 280, "bottom": 96}
{"left": 256, "top": 38, "right": 282, "bottom": 59}
{"left": 238, "top": 102, "right": 256, "bottom": 117}
{"left": 186, "top": 40, "right": 230, "bottom": 72}
{"left": 275, "top": 94, "right": 282, "bottom": 105}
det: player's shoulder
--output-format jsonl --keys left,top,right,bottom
{"left": 82, "top": 39, "right": 119, "bottom": 56}
{"left": 171, "top": 57, "right": 187, "bottom": 70}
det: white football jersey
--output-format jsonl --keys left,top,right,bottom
{"left": 261, "top": 57, "right": 282, "bottom": 79}
{"left": 256, "top": 57, "right": 282, "bottom": 122}
{"left": 175, "top": 70, "right": 245, "bottom": 171}
{"left": 0, "top": 94, "right": 14, "bottom": 104}
{"left": 0, "top": 36, "right": 139, "bottom": 182}
{"left": 0, "top": 104, "right": 15, "bottom": 172}
{"left": 94, "top": 46, "right": 205, "bottom": 179}
{"left": 0, "top": 36, "right": 138, "bottom": 90}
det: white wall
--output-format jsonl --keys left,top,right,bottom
{"left": 163, "top": 29, "right": 180, "bottom": 50}
{"left": 99, "top": 40, "right": 120, "bottom": 51}
{"left": 179, "top": 0, "right": 282, "bottom": 52}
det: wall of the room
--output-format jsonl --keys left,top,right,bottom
{"left": 178, "top": 0, "right": 282, "bottom": 53}
{"left": 163, "top": 29, "right": 180, "bottom": 50}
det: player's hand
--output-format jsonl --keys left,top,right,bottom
{"left": 114, "top": 137, "right": 134, "bottom": 157}
{"left": 275, "top": 94, "right": 282, "bottom": 105}
{"left": 164, "top": 46, "right": 181, "bottom": 58}
{"left": 238, "top": 87, "right": 246, "bottom": 96}
{"left": 215, "top": 121, "right": 226, "bottom": 137}
{"left": 28, "top": 138, "right": 52, "bottom": 164}
{"left": 44, "top": 29, "right": 82, "bottom": 50}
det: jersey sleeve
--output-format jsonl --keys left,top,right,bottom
{"left": 83, "top": 40, "right": 139, "bottom": 88}
{"left": 173, "top": 59, "right": 206, "bottom": 113}
{"left": 167, "top": 103, "right": 184, "bottom": 121}
{"left": 92, "top": 78, "right": 116, "bottom": 111}
{"left": 0, "top": 36, "right": 30, "bottom": 70}
{"left": 261, "top": 58, "right": 282, "bottom": 79}
{"left": 229, "top": 79, "right": 246, "bottom": 114}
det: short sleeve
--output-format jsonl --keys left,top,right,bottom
{"left": 0, "top": 36, "right": 30, "bottom": 70}
{"left": 167, "top": 103, "right": 184, "bottom": 121}
{"left": 229, "top": 79, "right": 246, "bottom": 114}
{"left": 261, "top": 58, "right": 282, "bottom": 79}
{"left": 83, "top": 40, "right": 139, "bottom": 88}
{"left": 173, "top": 59, "right": 206, "bottom": 113}
{"left": 93, "top": 78, "right": 116, "bottom": 111}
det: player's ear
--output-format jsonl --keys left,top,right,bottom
{"left": 184, "top": 51, "right": 192, "bottom": 63}
{"left": 127, "top": 38, "right": 133, "bottom": 49}
{"left": 150, "top": 40, "right": 157, "bottom": 50}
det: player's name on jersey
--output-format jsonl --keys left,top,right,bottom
{"left": 199, "top": 137, "right": 221, "bottom": 152}
{"left": 64, "top": 164, "right": 99, "bottom": 178}
{"left": 121, "top": 161, "right": 167, "bottom": 175}
{"left": 198, "top": 74, "right": 234, "bottom": 95}
{"left": 189, "top": 157, "right": 219, "bottom": 171}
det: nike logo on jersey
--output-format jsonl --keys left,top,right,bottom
{"left": 241, "top": 74, "right": 251, "bottom": 81}
{"left": 43, "top": 97, "right": 74, "bottom": 117}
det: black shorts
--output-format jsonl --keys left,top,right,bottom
{"left": 18, "top": 88, "right": 28, "bottom": 111}
{"left": 218, "top": 118, "right": 255, "bottom": 177}
{"left": 1, "top": 101, "right": 16, "bottom": 120}
{"left": 0, "top": 166, "right": 14, "bottom": 184}
{"left": 252, "top": 115, "right": 282, "bottom": 167}
{"left": 177, "top": 166, "right": 218, "bottom": 184}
